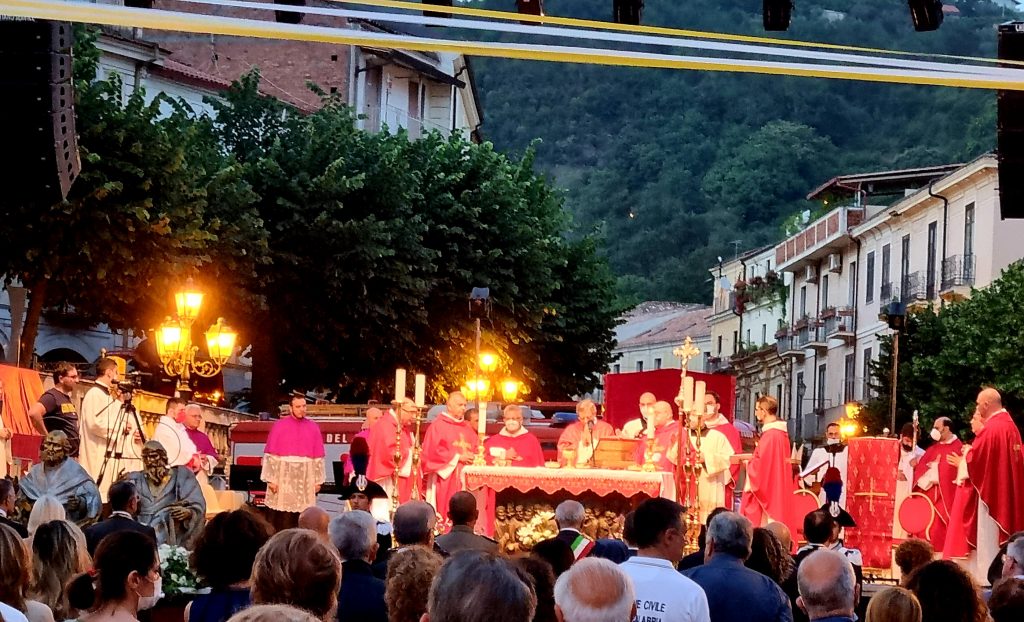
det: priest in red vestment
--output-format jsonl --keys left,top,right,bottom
{"left": 705, "top": 390, "right": 742, "bottom": 507}
{"left": 633, "top": 401, "right": 680, "bottom": 472}
{"left": 912, "top": 416, "right": 962, "bottom": 552}
{"left": 740, "top": 395, "right": 796, "bottom": 533}
{"left": 367, "top": 398, "right": 418, "bottom": 504}
{"left": 947, "top": 388, "right": 1024, "bottom": 581}
{"left": 556, "top": 399, "right": 615, "bottom": 467}
{"left": 421, "top": 391, "right": 478, "bottom": 530}
{"left": 485, "top": 404, "right": 545, "bottom": 467}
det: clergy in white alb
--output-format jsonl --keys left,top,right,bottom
{"left": 682, "top": 404, "right": 734, "bottom": 524}
{"left": 799, "top": 422, "right": 849, "bottom": 506}
{"left": 78, "top": 358, "right": 142, "bottom": 500}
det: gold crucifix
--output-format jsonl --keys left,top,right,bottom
{"left": 673, "top": 336, "right": 701, "bottom": 369}
{"left": 853, "top": 477, "right": 888, "bottom": 512}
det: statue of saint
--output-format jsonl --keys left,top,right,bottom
{"left": 123, "top": 440, "right": 206, "bottom": 548}
{"left": 17, "top": 431, "right": 102, "bottom": 526}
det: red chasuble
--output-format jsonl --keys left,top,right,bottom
{"left": 740, "top": 423, "right": 796, "bottom": 531}
{"left": 633, "top": 420, "right": 680, "bottom": 472}
{"left": 421, "top": 413, "right": 479, "bottom": 527}
{"left": 913, "top": 438, "right": 962, "bottom": 551}
{"left": 366, "top": 410, "right": 415, "bottom": 503}
{"left": 965, "top": 411, "right": 1024, "bottom": 543}
{"left": 556, "top": 420, "right": 616, "bottom": 464}
{"left": 709, "top": 416, "right": 743, "bottom": 504}
{"left": 484, "top": 430, "right": 545, "bottom": 467}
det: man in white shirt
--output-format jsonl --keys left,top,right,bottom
{"left": 894, "top": 422, "right": 925, "bottom": 539}
{"left": 151, "top": 397, "right": 199, "bottom": 468}
{"left": 619, "top": 497, "right": 711, "bottom": 622}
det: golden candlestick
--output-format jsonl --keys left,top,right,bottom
{"left": 473, "top": 432, "right": 487, "bottom": 466}
{"left": 642, "top": 437, "right": 657, "bottom": 472}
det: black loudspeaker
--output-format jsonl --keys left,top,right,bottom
{"left": 613, "top": 0, "right": 643, "bottom": 25}
{"left": 998, "top": 22, "right": 1024, "bottom": 219}
{"left": 0, "top": 19, "right": 80, "bottom": 205}
{"left": 907, "top": 0, "right": 944, "bottom": 32}
{"left": 763, "top": 0, "right": 793, "bottom": 31}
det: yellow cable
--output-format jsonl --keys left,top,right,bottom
{"left": 335, "top": 0, "right": 1023, "bottom": 66}
{"left": 2, "top": 0, "right": 1022, "bottom": 90}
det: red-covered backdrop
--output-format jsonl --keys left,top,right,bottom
{"left": 844, "top": 436, "right": 899, "bottom": 569}
{"left": 603, "top": 369, "right": 736, "bottom": 430}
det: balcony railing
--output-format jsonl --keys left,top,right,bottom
{"left": 823, "top": 307, "right": 854, "bottom": 337}
{"left": 880, "top": 281, "right": 894, "bottom": 302}
{"left": 707, "top": 355, "right": 732, "bottom": 373}
{"left": 901, "top": 272, "right": 927, "bottom": 304}
{"left": 941, "top": 254, "right": 976, "bottom": 290}
{"left": 361, "top": 103, "right": 454, "bottom": 139}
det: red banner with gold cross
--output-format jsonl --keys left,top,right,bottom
{"left": 845, "top": 437, "right": 899, "bottom": 569}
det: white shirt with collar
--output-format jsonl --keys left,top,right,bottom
{"left": 619, "top": 556, "right": 711, "bottom": 622}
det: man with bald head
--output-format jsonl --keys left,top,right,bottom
{"left": 912, "top": 416, "right": 962, "bottom": 552}
{"left": 766, "top": 521, "right": 793, "bottom": 554}
{"left": 554, "top": 557, "right": 636, "bottom": 622}
{"left": 557, "top": 399, "right": 615, "bottom": 467}
{"left": 422, "top": 391, "right": 479, "bottom": 530}
{"left": 298, "top": 506, "right": 331, "bottom": 541}
{"left": 620, "top": 392, "right": 657, "bottom": 439}
{"left": 372, "top": 499, "right": 441, "bottom": 578}
{"left": 947, "top": 388, "right": 1024, "bottom": 582}
{"left": 796, "top": 549, "right": 858, "bottom": 622}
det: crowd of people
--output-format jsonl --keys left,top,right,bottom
{"left": 0, "top": 486, "right": 1021, "bottom": 622}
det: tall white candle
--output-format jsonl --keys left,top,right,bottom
{"left": 478, "top": 402, "right": 488, "bottom": 435}
{"left": 693, "top": 381, "right": 707, "bottom": 416}
{"left": 395, "top": 368, "right": 407, "bottom": 404}
{"left": 682, "top": 376, "right": 694, "bottom": 413}
{"left": 414, "top": 374, "right": 426, "bottom": 407}
{"left": 645, "top": 413, "right": 655, "bottom": 439}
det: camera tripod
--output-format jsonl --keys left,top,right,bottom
{"left": 96, "top": 390, "right": 148, "bottom": 489}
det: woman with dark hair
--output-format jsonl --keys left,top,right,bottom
{"left": 514, "top": 556, "right": 557, "bottom": 622}
{"left": 29, "top": 520, "right": 90, "bottom": 621}
{"left": 905, "top": 560, "right": 988, "bottom": 622}
{"left": 186, "top": 510, "right": 274, "bottom": 622}
{"left": 0, "top": 524, "right": 53, "bottom": 622}
{"left": 66, "top": 530, "right": 160, "bottom": 622}
{"left": 746, "top": 527, "right": 794, "bottom": 586}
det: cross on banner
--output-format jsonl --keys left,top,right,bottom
{"left": 853, "top": 477, "right": 888, "bottom": 512}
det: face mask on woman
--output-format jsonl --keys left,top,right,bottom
{"left": 137, "top": 575, "right": 163, "bottom": 611}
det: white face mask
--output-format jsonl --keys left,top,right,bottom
{"left": 930, "top": 428, "right": 942, "bottom": 442}
{"left": 705, "top": 404, "right": 716, "bottom": 416}
{"left": 825, "top": 438, "right": 841, "bottom": 446}
{"left": 137, "top": 575, "right": 163, "bottom": 611}
{"left": 504, "top": 419, "right": 522, "bottom": 434}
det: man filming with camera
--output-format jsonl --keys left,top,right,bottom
{"left": 79, "top": 357, "right": 143, "bottom": 500}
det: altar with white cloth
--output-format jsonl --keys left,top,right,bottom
{"left": 462, "top": 465, "right": 676, "bottom": 554}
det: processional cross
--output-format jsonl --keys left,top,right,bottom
{"left": 673, "top": 337, "right": 701, "bottom": 370}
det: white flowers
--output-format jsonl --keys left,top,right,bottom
{"left": 159, "top": 544, "right": 198, "bottom": 596}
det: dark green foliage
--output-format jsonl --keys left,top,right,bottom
{"left": 471, "top": 0, "right": 1005, "bottom": 302}
{"left": 866, "top": 262, "right": 1024, "bottom": 436}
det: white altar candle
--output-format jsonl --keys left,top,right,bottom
{"left": 693, "top": 381, "right": 706, "bottom": 416}
{"left": 682, "top": 376, "right": 694, "bottom": 413}
{"left": 395, "top": 368, "right": 407, "bottom": 403}
{"left": 478, "top": 402, "right": 488, "bottom": 435}
{"left": 414, "top": 374, "right": 426, "bottom": 407}
{"left": 645, "top": 413, "right": 655, "bottom": 439}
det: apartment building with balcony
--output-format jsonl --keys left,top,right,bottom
{"left": 772, "top": 157, "right": 1024, "bottom": 441}
{"left": 852, "top": 154, "right": 1024, "bottom": 404}
{"left": 707, "top": 247, "right": 789, "bottom": 424}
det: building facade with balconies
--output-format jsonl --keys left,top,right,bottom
{"left": 851, "top": 154, "right": 1024, "bottom": 405}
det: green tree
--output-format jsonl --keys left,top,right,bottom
{"left": 867, "top": 262, "right": 1024, "bottom": 435}
{"left": 0, "top": 27, "right": 263, "bottom": 359}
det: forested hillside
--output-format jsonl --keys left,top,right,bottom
{"left": 470, "top": 0, "right": 1012, "bottom": 302}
